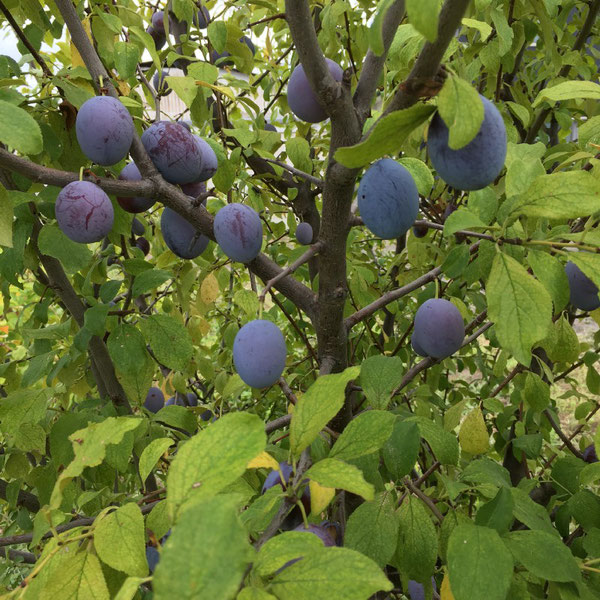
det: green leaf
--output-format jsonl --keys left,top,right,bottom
{"left": 0, "top": 99, "right": 42, "bottom": 154}
{"left": 437, "top": 77, "right": 484, "bottom": 149}
{"left": 166, "top": 412, "right": 265, "bottom": 519}
{"left": 286, "top": 137, "right": 312, "bottom": 174}
{"left": 474, "top": 487, "right": 514, "bottom": 533}
{"left": 94, "top": 503, "right": 148, "bottom": 577}
{"left": 528, "top": 250, "right": 569, "bottom": 314}
{"left": 153, "top": 496, "right": 253, "bottom": 599}
{"left": 458, "top": 407, "right": 489, "bottom": 455}
{"left": 394, "top": 495, "right": 438, "bottom": 582}
{"left": 0, "top": 389, "right": 51, "bottom": 442}
{"left": 461, "top": 457, "right": 511, "bottom": 488}
{"left": 139, "top": 438, "right": 174, "bottom": 485}
{"left": 114, "top": 41, "right": 140, "bottom": 80}
{"left": 269, "top": 546, "right": 393, "bottom": 599}
{"left": 129, "top": 26, "right": 160, "bottom": 70}
{"left": 407, "top": 416, "right": 459, "bottom": 465}
{"left": 290, "top": 367, "right": 360, "bottom": 458}
{"left": 486, "top": 251, "right": 553, "bottom": 365}
{"left": 542, "top": 316, "right": 580, "bottom": 364}
{"left": 447, "top": 525, "right": 513, "bottom": 600}
{"left": 107, "top": 324, "right": 154, "bottom": 404}
{"left": 533, "top": 81, "right": 600, "bottom": 108}
{"left": 398, "top": 158, "right": 434, "bottom": 196}
{"left": 443, "top": 208, "right": 487, "bottom": 236}
{"left": 234, "top": 289, "right": 259, "bottom": 316}
{"left": 139, "top": 314, "right": 194, "bottom": 372}
{"left": 505, "top": 530, "right": 581, "bottom": 583}
{"left": 406, "top": 0, "right": 441, "bottom": 41}
{"left": 510, "top": 487, "right": 556, "bottom": 535}
{"left": 238, "top": 588, "right": 277, "bottom": 600}
{"left": 330, "top": 410, "right": 395, "bottom": 460}
{"left": 131, "top": 269, "right": 172, "bottom": 297}
{"left": 461, "top": 18, "right": 493, "bottom": 40}
{"left": 254, "top": 531, "right": 324, "bottom": 577}
{"left": 382, "top": 420, "right": 420, "bottom": 479}
{"left": 522, "top": 372, "right": 550, "bottom": 411}
{"left": 509, "top": 172, "right": 600, "bottom": 219}
{"left": 304, "top": 458, "right": 374, "bottom": 501}
{"left": 368, "top": 0, "right": 396, "bottom": 55}
{"left": 38, "top": 224, "right": 93, "bottom": 274}
{"left": 207, "top": 20, "right": 227, "bottom": 53}
{"left": 165, "top": 76, "right": 199, "bottom": 108}
{"left": 334, "top": 105, "right": 436, "bottom": 168}
{"left": 41, "top": 550, "right": 110, "bottom": 600}
{"left": 0, "top": 184, "right": 12, "bottom": 247}
{"left": 360, "top": 355, "right": 405, "bottom": 410}
{"left": 569, "top": 252, "right": 600, "bottom": 292}
{"left": 345, "top": 491, "right": 399, "bottom": 567}
{"left": 114, "top": 577, "right": 151, "bottom": 600}
{"left": 579, "top": 115, "right": 600, "bottom": 148}
{"left": 50, "top": 417, "right": 141, "bottom": 508}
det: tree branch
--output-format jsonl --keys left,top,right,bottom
{"left": 353, "top": 0, "right": 406, "bottom": 121}
{"left": 384, "top": 0, "right": 471, "bottom": 115}
{"left": 0, "top": 548, "right": 37, "bottom": 564}
{"left": 265, "top": 414, "right": 292, "bottom": 435}
{"left": 264, "top": 158, "right": 325, "bottom": 188}
{"left": 0, "top": 480, "right": 40, "bottom": 513}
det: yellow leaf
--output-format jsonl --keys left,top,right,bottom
{"left": 441, "top": 573, "right": 455, "bottom": 600}
{"left": 247, "top": 451, "right": 279, "bottom": 471}
{"left": 200, "top": 273, "right": 219, "bottom": 304}
{"left": 117, "top": 80, "right": 130, "bottom": 96}
{"left": 309, "top": 480, "right": 335, "bottom": 515}
{"left": 458, "top": 407, "right": 489, "bottom": 455}
{"left": 71, "top": 17, "right": 92, "bottom": 68}
{"left": 195, "top": 80, "right": 236, "bottom": 101}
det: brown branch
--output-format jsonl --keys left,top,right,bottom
{"left": 0, "top": 480, "right": 40, "bottom": 513}
{"left": 0, "top": 0, "right": 53, "bottom": 78}
{"left": 404, "top": 479, "right": 443, "bottom": 523}
{"left": 247, "top": 13, "right": 286, "bottom": 28}
{"left": 0, "top": 548, "right": 37, "bottom": 564}
{"left": 543, "top": 409, "right": 585, "bottom": 460}
{"left": 264, "top": 158, "right": 325, "bottom": 187}
{"left": 265, "top": 414, "right": 292, "bottom": 435}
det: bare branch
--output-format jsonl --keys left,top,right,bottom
{"left": 265, "top": 414, "right": 292, "bottom": 435}
{"left": 0, "top": 548, "right": 37, "bottom": 564}
{"left": 264, "top": 158, "right": 325, "bottom": 187}
{"left": 353, "top": 0, "right": 406, "bottom": 121}
{"left": 404, "top": 479, "right": 443, "bottom": 523}
{"left": 384, "top": 0, "right": 471, "bottom": 115}
{"left": 543, "top": 409, "right": 585, "bottom": 460}
{"left": 259, "top": 242, "right": 323, "bottom": 303}
{"left": 0, "top": 480, "right": 39, "bottom": 513}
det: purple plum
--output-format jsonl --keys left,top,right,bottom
{"left": 186, "top": 392, "right": 198, "bottom": 407}
{"left": 151, "top": 11, "right": 166, "bottom": 34}
{"left": 192, "top": 136, "right": 218, "bottom": 182}
{"left": 583, "top": 444, "right": 598, "bottom": 463}
{"left": 141, "top": 121, "right": 203, "bottom": 184}
{"left": 144, "top": 386, "right": 164, "bottom": 413}
{"left": 213, "top": 203, "right": 263, "bottom": 263}
{"left": 180, "top": 180, "right": 207, "bottom": 204}
{"left": 358, "top": 158, "right": 419, "bottom": 239}
{"left": 565, "top": 261, "right": 600, "bottom": 312}
{"left": 233, "top": 320, "right": 286, "bottom": 388}
{"left": 428, "top": 95, "right": 507, "bottom": 191}
{"left": 160, "top": 207, "right": 209, "bottom": 259}
{"left": 146, "top": 26, "right": 166, "bottom": 50}
{"left": 76, "top": 96, "right": 134, "bottom": 166}
{"left": 153, "top": 69, "right": 172, "bottom": 96}
{"left": 293, "top": 524, "right": 336, "bottom": 547}
{"left": 55, "top": 181, "right": 114, "bottom": 244}
{"left": 193, "top": 5, "right": 210, "bottom": 28}
{"left": 131, "top": 217, "right": 145, "bottom": 236}
{"left": 287, "top": 58, "right": 344, "bottom": 123}
{"left": 117, "top": 163, "right": 156, "bottom": 213}
{"left": 262, "top": 462, "right": 294, "bottom": 494}
{"left": 413, "top": 298, "right": 465, "bottom": 359}
{"left": 135, "top": 237, "right": 150, "bottom": 255}
{"left": 295, "top": 222, "right": 313, "bottom": 245}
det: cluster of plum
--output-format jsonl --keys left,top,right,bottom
{"left": 143, "top": 385, "right": 214, "bottom": 421}
{"left": 146, "top": 5, "right": 210, "bottom": 51}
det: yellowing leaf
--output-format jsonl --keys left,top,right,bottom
{"left": 195, "top": 80, "right": 236, "bottom": 101}
{"left": 200, "top": 273, "right": 219, "bottom": 304}
{"left": 441, "top": 573, "right": 455, "bottom": 600}
{"left": 247, "top": 451, "right": 280, "bottom": 471}
{"left": 459, "top": 408, "right": 489, "bottom": 455}
{"left": 309, "top": 481, "right": 335, "bottom": 515}
{"left": 71, "top": 17, "right": 92, "bottom": 68}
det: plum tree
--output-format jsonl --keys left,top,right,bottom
{"left": 428, "top": 95, "right": 507, "bottom": 190}
{"left": 357, "top": 159, "right": 419, "bottom": 239}
{"left": 295, "top": 222, "right": 313, "bottom": 245}
{"left": 192, "top": 136, "right": 218, "bottom": 182}
{"left": 75, "top": 96, "right": 134, "bottom": 166}
{"left": 287, "top": 58, "right": 344, "bottom": 122}
{"left": 413, "top": 298, "right": 465, "bottom": 359}
{"left": 131, "top": 217, "right": 145, "bottom": 236}
{"left": 141, "top": 121, "right": 203, "bottom": 184}
{"left": 144, "top": 386, "right": 164, "bottom": 413}
{"left": 152, "top": 69, "right": 171, "bottom": 96}
{"left": 233, "top": 320, "right": 286, "bottom": 388}
{"left": 565, "top": 261, "right": 600, "bottom": 312}
{"left": 213, "top": 203, "right": 263, "bottom": 263}
{"left": 117, "top": 163, "right": 156, "bottom": 213}
{"left": 160, "top": 207, "right": 210, "bottom": 259}
{"left": 55, "top": 181, "right": 114, "bottom": 244}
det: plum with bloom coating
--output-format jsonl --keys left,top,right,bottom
{"left": 160, "top": 207, "right": 209, "bottom": 260}
{"left": 233, "top": 320, "right": 286, "bottom": 388}
{"left": 117, "top": 163, "right": 155, "bottom": 213}
{"left": 413, "top": 298, "right": 465, "bottom": 359}
{"left": 141, "top": 121, "right": 203, "bottom": 184}
{"left": 55, "top": 181, "right": 114, "bottom": 244}
{"left": 565, "top": 261, "right": 600, "bottom": 312}
{"left": 295, "top": 222, "right": 313, "bottom": 245}
{"left": 428, "top": 95, "right": 507, "bottom": 191}
{"left": 214, "top": 203, "right": 263, "bottom": 263}
{"left": 144, "top": 387, "right": 164, "bottom": 413}
{"left": 287, "top": 59, "right": 344, "bottom": 123}
{"left": 358, "top": 159, "right": 419, "bottom": 239}
{"left": 76, "top": 96, "right": 134, "bottom": 166}
{"left": 193, "top": 136, "right": 218, "bottom": 182}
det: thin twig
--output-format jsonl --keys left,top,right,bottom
{"left": 264, "top": 158, "right": 325, "bottom": 187}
